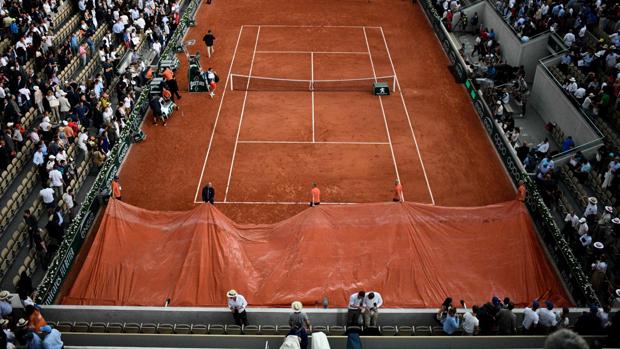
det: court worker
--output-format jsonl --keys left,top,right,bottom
{"left": 202, "top": 182, "right": 215, "bottom": 204}
{"left": 310, "top": 182, "right": 321, "bottom": 206}
{"left": 393, "top": 179, "right": 403, "bottom": 202}
{"left": 202, "top": 29, "right": 216, "bottom": 58}
{"left": 227, "top": 289, "right": 249, "bottom": 326}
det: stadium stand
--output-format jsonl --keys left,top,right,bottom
{"left": 444, "top": 0, "right": 620, "bottom": 309}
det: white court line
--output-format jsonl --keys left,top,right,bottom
{"left": 244, "top": 24, "right": 382, "bottom": 29}
{"left": 195, "top": 201, "right": 364, "bottom": 205}
{"left": 311, "top": 52, "right": 315, "bottom": 143}
{"left": 223, "top": 26, "right": 261, "bottom": 202}
{"left": 363, "top": 26, "right": 404, "bottom": 200}
{"left": 255, "top": 50, "right": 369, "bottom": 55}
{"left": 378, "top": 27, "right": 435, "bottom": 205}
{"left": 193, "top": 26, "right": 245, "bottom": 203}
{"left": 237, "top": 140, "right": 390, "bottom": 145}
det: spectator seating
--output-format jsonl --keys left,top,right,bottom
{"left": 43, "top": 321, "right": 472, "bottom": 336}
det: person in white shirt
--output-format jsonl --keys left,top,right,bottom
{"left": 564, "top": 77, "right": 578, "bottom": 94}
{"left": 362, "top": 291, "right": 383, "bottom": 327}
{"left": 48, "top": 166, "right": 65, "bottom": 197}
{"left": 583, "top": 197, "right": 598, "bottom": 218}
{"left": 226, "top": 289, "right": 248, "bottom": 326}
{"left": 62, "top": 187, "right": 76, "bottom": 219}
{"left": 39, "top": 185, "right": 55, "bottom": 210}
{"left": 573, "top": 87, "right": 586, "bottom": 100}
{"left": 564, "top": 212, "right": 579, "bottom": 230}
{"left": 39, "top": 116, "right": 52, "bottom": 132}
{"left": 77, "top": 132, "right": 89, "bottom": 154}
{"left": 347, "top": 291, "right": 366, "bottom": 326}
{"left": 33, "top": 148, "right": 44, "bottom": 167}
{"left": 598, "top": 206, "right": 613, "bottom": 225}
{"left": 537, "top": 301, "right": 558, "bottom": 329}
{"left": 536, "top": 138, "right": 550, "bottom": 155}
{"left": 577, "top": 218, "right": 589, "bottom": 236}
{"left": 461, "top": 303, "right": 479, "bottom": 335}
{"left": 563, "top": 30, "right": 576, "bottom": 47}
{"left": 522, "top": 301, "right": 539, "bottom": 333}
{"left": 579, "top": 233, "right": 592, "bottom": 247}
{"left": 582, "top": 93, "right": 594, "bottom": 111}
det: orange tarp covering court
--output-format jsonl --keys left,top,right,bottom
{"left": 63, "top": 199, "right": 571, "bottom": 307}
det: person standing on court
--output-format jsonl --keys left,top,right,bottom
{"left": 205, "top": 68, "right": 219, "bottom": 98}
{"left": 393, "top": 179, "right": 403, "bottom": 202}
{"left": 202, "top": 30, "right": 216, "bottom": 58}
{"left": 162, "top": 67, "right": 181, "bottom": 102}
{"left": 202, "top": 182, "right": 215, "bottom": 204}
{"left": 310, "top": 182, "right": 320, "bottom": 206}
{"left": 227, "top": 290, "right": 249, "bottom": 326}
{"left": 111, "top": 175, "right": 122, "bottom": 200}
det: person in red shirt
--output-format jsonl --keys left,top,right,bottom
{"left": 310, "top": 183, "right": 320, "bottom": 206}
{"left": 112, "top": 175, "right": 122, "bottom": 200}
{"left": 517, "top": 180, "right": 527, "bottom": 202}
{"left": 161, "top": 67, "right": 174, "bottom": 81}
{"left": 393, "top": 179, "right": 403, "bottom": 202}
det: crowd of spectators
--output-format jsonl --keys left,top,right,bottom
{"left": 493, "top": 0, "right": 619, "bottom": 41}
{"left": 450, "top": 0, "right": 620, "bottom": 307}
{"left": 0, "top": 0, "right": 184, "bottom": 322}
{"left": 435, "top": 295, "right": 619, "bottom": 342}
{"left": 0, "top": 288, "right": 63, "bottom": 348}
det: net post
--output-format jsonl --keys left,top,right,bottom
{"left": 392, "top": 76, "right": 397, "bottom": 93}
{"left": 230, "top": 74, "right": 234, "bottom": 91}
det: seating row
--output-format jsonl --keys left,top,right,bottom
{"left": 0, "top": 138, "right": 35, "bottom": 199}
{"left": 0, "top": 143, "right": 77, "bottom": 281}
{"left": 13, "top": 153, "right": 93, "bottom": 283}
{"left": 48, "top": 321, "right": 446, "bottom": 336}
{"left": 0, "top": 160, "right": 37, "bottom": 233}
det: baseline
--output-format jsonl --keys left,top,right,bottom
{"left": 210, "top": 201, "right": 362, "bottom": 205}
{"left": 256, "top": 50, "right": 368, "bottom": 55}
{"left": 243, "top": 24, "right": 382, "bottom": 29}
{"left": 237, "top": 140, "right": 390, "bottom": 145}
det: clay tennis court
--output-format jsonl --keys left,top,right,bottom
{"left": 62, "top": 0, "right": 574, "bottom": 307}
{"left": 118, "top": 0, "right": 515, "bottom": 223}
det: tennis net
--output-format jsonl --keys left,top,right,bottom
{"left": 229, "top": 74, "right": 397, "bottom": 92}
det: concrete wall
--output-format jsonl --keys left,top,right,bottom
{"left": 520, "top": 34, "right": 551, "bottom": 80}
{"left": 60, "top": 333, "right": 563, "bottom": 349}
{"left": 39, "top": 305, "right": 600, "bottom": 327}
{"left": 528, "top": 62, "right": 600, "bottom": 148}
{"left": 455, "top": 1, "right": 554, "bottom": 81}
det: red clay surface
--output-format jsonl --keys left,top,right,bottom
{"left": 119, "top": 0, "right": 516, "bottom": 223}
